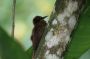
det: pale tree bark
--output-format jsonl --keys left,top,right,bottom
{"left": 34, "top": 0, "right": 86, "bottom": 59}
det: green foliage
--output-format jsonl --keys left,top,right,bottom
{"left": 26, "top": 46, "right": 33, "bottom": 59}
{"left": 64, "top": 0, "right": 90, "bottom": 59}
{"left": 0, "top": 26, "right": 30, "bottom": 59}
{"left": 80, "top": 49, "right": 90, "bottom": 59}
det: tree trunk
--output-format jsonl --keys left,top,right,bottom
{"left": 34, "top": 0, "right": 85, "bottom": 59}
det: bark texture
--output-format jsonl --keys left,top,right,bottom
{"left": 34, "top": 0, "right": 85, "bottom": 59}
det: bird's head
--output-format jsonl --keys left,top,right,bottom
{"left": 33, "top": 16, "right": 47, "bottom": 25}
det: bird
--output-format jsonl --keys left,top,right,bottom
{"left": 31, "top": 16, "right": 47, "bottom": 53}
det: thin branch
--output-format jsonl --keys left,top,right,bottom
{"left": 12, "top": 0, "right": 16, "bottom": 38}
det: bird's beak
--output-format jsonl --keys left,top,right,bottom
{"left": 42, "top": 16, "right": 48, "bottom": 19}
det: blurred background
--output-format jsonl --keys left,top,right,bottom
{"left": 0, "top": 0, "right": 55, "bottom": 50}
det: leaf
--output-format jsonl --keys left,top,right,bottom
{"left": 0, "top": 26, "right": 29, "bottom": 59}
{"left": 65, "top": 0, "right": 90, "bottom": 59}
{"left": 80, "top": 49, "right": 90, "bottom": 59}
{"left": 26, "top": 46, "right": 33, "bottom": 59}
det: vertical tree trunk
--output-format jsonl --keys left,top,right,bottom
{"left": 34, "top": 0, "right": 85, "bottom": 59}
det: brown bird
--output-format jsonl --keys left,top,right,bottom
{"left": 31, "top": 16, "right": 47, "bottom": 53}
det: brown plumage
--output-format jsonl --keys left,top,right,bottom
{"left": 31, "top": 16, "right": 47, "bottom": 52}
